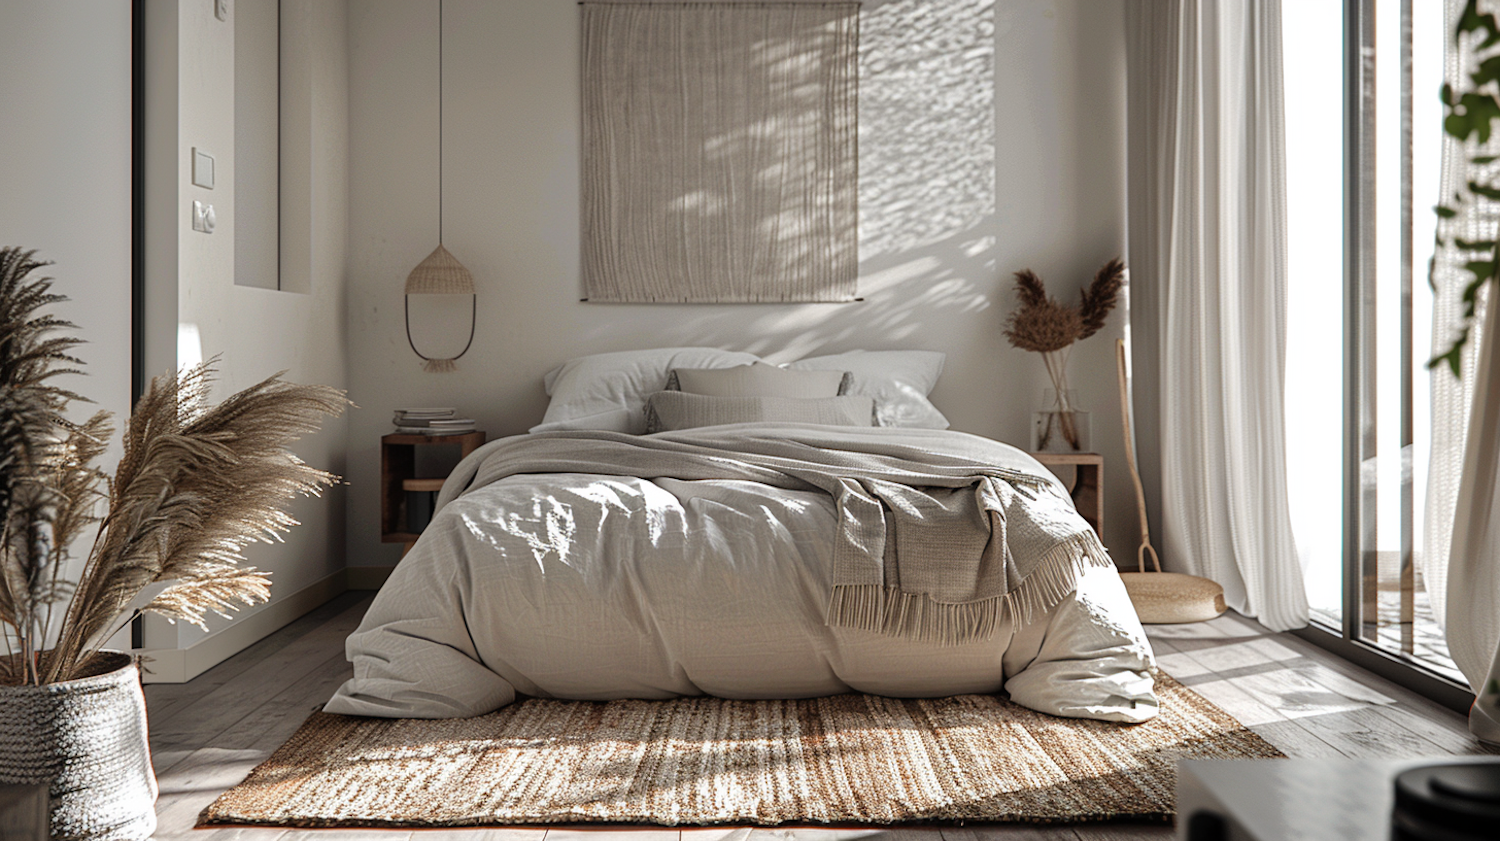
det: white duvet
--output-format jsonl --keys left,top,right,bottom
{"left": 327, "top": 426, "right": 1158, "bottom": 723}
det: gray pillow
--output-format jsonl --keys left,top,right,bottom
{"left": 785, "top": 350, "right": 949, "bottom": 429}
{"left": 531, "top": 347, "right": 760, "bottom": 434}
{"left": 644, "top": 391, "right": 876, "bottom": 433}
{"left": 666, "top": 362, "right": 850, "bottom": 398}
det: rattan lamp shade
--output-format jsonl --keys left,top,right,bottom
{"left": 404, "top": 243, "right": 476, "bottom": 373}
{"left": 406, "top": 244, "right": 474, "bottom": 295}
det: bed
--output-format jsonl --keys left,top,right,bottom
{"left": 326, "top": 349, "right": 1158, "bottom": 723}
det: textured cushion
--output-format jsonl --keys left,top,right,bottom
{"left": 644, "top": 391, "right": 876, "bottom": 433}
{"left": 669, "top": 362, "right": 848, "bottom": 398}
{"left": 786, "top": 350, "right": 950, "bottom": 429}
{"left": 532, "top": 348, "right": 760, "bottom": 434}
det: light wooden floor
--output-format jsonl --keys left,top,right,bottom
{"left": 144, "top": 592, "right": 1498, "bottom": 841}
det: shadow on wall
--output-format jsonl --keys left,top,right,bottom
{"left": 583, "top": 0, "right": 999, "bottom": 356}
{"left": 859, "top": 0, "right": 996, "bottom": 262}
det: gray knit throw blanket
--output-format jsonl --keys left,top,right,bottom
{"left": 439, "top": 424, "right": 1113, "bottom": 645}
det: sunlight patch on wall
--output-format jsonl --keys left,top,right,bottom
{"left": 860, "top": 0, "right": 996, "bottom": 260}
{"left": 178, "top": 323, "right": 203, "bottom": 371}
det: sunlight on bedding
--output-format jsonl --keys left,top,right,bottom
{"left": 463, "top": 497, "right": 579, "bottom": 568}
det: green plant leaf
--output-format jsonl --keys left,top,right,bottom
{"left": 1460, "top": 0, "right": 1500, "bottom": 49}
{"left": 1450, "top": 94, "right": 1500, "bottom": 143}
{"left": 1462, "top": 261, "right": 1497, "bottom": 290}
{"left": 1468, "top": 180, "right": 1500, "bottom": 200}
{"left": 1428, "top": 338, "right": 1467, "bottom": 378}
{"left": 1472, "top": 55, "right": 1500, "bottom": 88}
{"left": 1462, "top": 276, "right": 1487, "bottom": 315}
{"left": 1433, "top": 2, "right": 1500, "bottom": 381}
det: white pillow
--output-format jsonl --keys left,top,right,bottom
{"left": 669, "top": 362, "right": 847, "bottom": 398}
{"left": 531, "top": 347, "right": 761, "bottom": 434}
{"left": 644, "top": 392, "right": 876, "bottom": 433}
{"left": 786, "top": 350, "right": 950, "bottom": 429}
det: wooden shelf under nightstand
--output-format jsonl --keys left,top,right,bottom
{"left": 1029, "top": 451, "right": 1102, "bottom": 537}
{"left": 381, "top": 430, "right": 486, "bottom": 556}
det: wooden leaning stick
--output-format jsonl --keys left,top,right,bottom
{"left": 1115, "top": 338, "right": 1226, "bottom": 623}
{"left": 1117, "top": 338, "right": 1162, "bottom": 575}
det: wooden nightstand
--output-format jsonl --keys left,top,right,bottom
{"left": 380, "top": 431, "right": 486, "bottom": 555}
{"left": 1029, "top": 451, "right": 1103, "bottom": 537}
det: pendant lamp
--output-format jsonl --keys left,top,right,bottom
{"left": 1115, "top": 338, "right": 1227, "bottom": 623}
{"left": 405, "top": 0, "right": 475, "bottom": 374}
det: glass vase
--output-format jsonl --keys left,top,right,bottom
{"left": 1032, "top": 388, "right": 1091, "bottom": 453}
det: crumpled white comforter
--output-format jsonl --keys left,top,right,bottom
{"left": 326, "top": 426, "right": 1158, "bottom": 722}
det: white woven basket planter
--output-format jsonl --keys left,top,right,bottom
{"left": 0, "top": 652, "right": 158, "bottom": 841}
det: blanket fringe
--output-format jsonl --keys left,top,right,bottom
{"left": 826, "top": 530, "right": 1115, "bottom": 645}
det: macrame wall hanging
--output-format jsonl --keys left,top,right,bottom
{"left": 405, "top": 0, "right": 476, "bottom": 373}
{"left": 580, "top": 0, "right": 860, "bottom": 303}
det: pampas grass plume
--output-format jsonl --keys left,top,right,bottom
{"left": 0, "top": 246, "right": 349, "bottom": 684}
{"left": 1003, "top": 259, "right": 1125, "bottom": 352}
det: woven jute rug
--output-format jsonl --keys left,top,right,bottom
{"left": 199, "top": 672, "right": 1281, "bottom": 829}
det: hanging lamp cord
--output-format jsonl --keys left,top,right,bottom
{"left": 404, "top": 0, "right": 474, "bottom": 367}
{"left": 438, "top": 0, "right": 443, "bottom": 245}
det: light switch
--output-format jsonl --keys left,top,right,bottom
{"left": 192, "top": 148, "right": 215, "bottom": 189}
{"left": 215, "top": 0, "right": 229, "bottom": 22}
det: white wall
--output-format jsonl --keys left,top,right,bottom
{"left": 345, "top": 0, "right": 1134, "bottom": 566}
{"left": 0, "top": 3, "right": 134, "bottom": 636}
{"left": 143, "top": 0, "right": 351, "bottom": 657}
{"left": 0, "top": 0, "right": 132, "bottom": 420}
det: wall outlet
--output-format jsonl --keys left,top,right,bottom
{"left": 192, "top": 201, "right": 216, "bottom": 234}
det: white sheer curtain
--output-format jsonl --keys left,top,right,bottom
{"left": 1448, "top": 287, "right": 1500, "bottom": 741}
{"left": 1422, "top": 0, "right": 1491, "bottom": 638}
{"left": 1124, "top": 0, "right": 1309, "bottom": 632}
{"left": 1425, "top": 0, "right": 1500, "bottom": 743}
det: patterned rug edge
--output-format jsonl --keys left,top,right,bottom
{"left": 197, "top": 813, "right": 1177, "bottom": 831}
{"left": 197, "top": 671, "right": 1281, "bottom": 830}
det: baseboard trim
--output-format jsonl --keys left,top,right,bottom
{"left": 346, "top": 565, "right": 395, "bottom": 590}
{"left": 136, "top": 569, "right": 349, "bottom": 684}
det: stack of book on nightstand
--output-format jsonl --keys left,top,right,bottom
{"left": 393, "top": 407, "right": 477, "bottom": 435}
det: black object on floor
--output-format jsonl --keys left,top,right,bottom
{"left": 1393, "top": 761, "right": 1500, "bottom": 840}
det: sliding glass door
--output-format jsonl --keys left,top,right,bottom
{"left": 1284, "top": 0, "right": 1464, "bottom": 688}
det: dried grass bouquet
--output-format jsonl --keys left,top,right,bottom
{"left": 0, "top": 248, "right": 349, "bottom": 685}
{"left": 1003, "top": 258, "right": 1125, "bottom": 449}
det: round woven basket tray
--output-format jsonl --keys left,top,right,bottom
{"left": 1120, "top": 571, "right": 1227, "bottom": 624}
